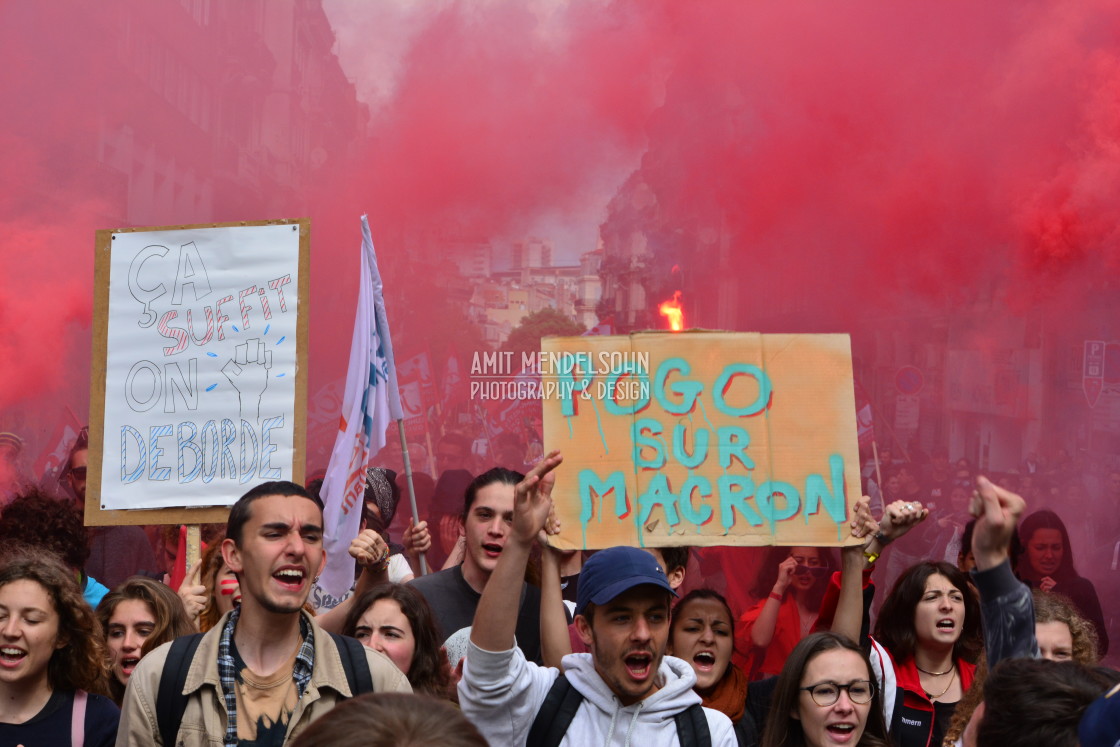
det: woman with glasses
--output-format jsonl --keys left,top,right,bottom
{"left": 760, "top": 632, "right": 889, "bottom": 747}
{"left": 738, "top": 546, "right": 837, "bottom": 680}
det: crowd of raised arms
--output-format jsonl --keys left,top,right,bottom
{"left": 0, "top": 428, "right": 1118, "bottom": 747}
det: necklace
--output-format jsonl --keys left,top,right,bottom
{"left": 915, "top": 664, "right": 954, "bottom": 676}
{"left": 922, "top": 666, "right": 957, "bottom": 700}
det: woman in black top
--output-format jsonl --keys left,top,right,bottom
{"left": 1017, "top": 509, "right": 1108, "bottom": 656}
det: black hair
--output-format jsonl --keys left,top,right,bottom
{"left": 656, "top": 546, "right": 691, "bottom": 575}
{"left": 874, "top": 561, "right": 982, "bottom": 664}
{"left": 978, "top": 658, "right": 1112, "bottom": 747}
{"left": 462, "top": 467, "right": 524, "bottom": 518}
{"left": 0, "top": 487, "right": 90, "bottom": 569}
{"left": 1018, "top": 509, "right": 1078, "bottom": 582}
{"left": 670, "top": 588, "right": 735, "bottom": 639}
{"left": 226, "top": 480, "right": 317, "bottom": 545}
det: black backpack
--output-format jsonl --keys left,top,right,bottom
{"left": 155, "top": 632, "right": 373, "bottom": 746}
{"left": 527, "top": 674, "right": 712, "bottom": 747}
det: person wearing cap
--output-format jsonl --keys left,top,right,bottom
{"left": 458, "top": 451, "right": 736, "bottom": 746}
{"left": 1080, "top": 682, "right": 1120, "bottom": 747}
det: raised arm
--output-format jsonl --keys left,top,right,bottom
{"left": 316, "top": 528, "right": 391, "bottom": 634}
{"left": 539, "top": 520, "right": 574, "bottom": 669}
{"left": 749, "top": 556, "right": 797, "bottom": 648}
{"left": 829, "top": 498, "right": 928, "bottom": 643}
{"left": 969, "top": 475, "right": 1037, "bottom": 665}
{"left": 830, "top": 496, "right": 877, "bottom": 644}
{"left": 472, "top": 451, "right": 563, "bottom": 653}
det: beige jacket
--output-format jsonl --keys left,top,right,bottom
{"left": 116, "top": 610, "right": 411, "bottom": 746}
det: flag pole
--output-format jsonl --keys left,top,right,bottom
{"left": 397, "top": 419, "right": 429, "bottom": 575}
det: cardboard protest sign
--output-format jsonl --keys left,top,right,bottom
{"left": 541, "top": 332, "right": 862, "bottom": 550}
{"left": 88, "top": 220, "right": 308, "bottom": 525}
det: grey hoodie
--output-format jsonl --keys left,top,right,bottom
{"left": 459, "top": 642, "right": 737, "bottom": 746}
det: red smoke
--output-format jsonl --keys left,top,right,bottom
{"left": 2, "top": 0, "right": 1118, "bottom": 467}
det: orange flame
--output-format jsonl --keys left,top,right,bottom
{"left": 659, "top": 291, "right": 684, "bottom": 331}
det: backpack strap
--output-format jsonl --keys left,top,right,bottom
{"left": 71, "top": 689, "right": 88, "bottom": 747}
{"left": 673, "top": 702, "right": 712, "bottom": 747}
{"left": 156, "top": 632, "right": 204, "bottom": 747}
{"left": 527, "top": 674, "right": 585, "bottom": 747}
{"left": 327, "top": 632, "right": 374, "bottom": 696}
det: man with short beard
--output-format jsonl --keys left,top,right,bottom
{"left": 117, "top": 481, "right": 410, "bottom": 746}
{"left": 458, "top": 453, "right": 736, "bottom": 745}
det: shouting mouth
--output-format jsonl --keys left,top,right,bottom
{"left": 273, "top": 567, "right": 306, "bottom": 590}
{"left": 624, "top": 651, "right": 654, "bottom": 681}
{"left": 482, "top": 543, "right": 503, "bottom": 559}
{"left": 936, "top": 618, "right": 956, "bottom": 633}
{"left": 693, "top": 651, "right": 716, "bottom": 672}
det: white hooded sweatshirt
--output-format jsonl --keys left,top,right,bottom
{"left": 459, "top": 642, "right": 736, "bottom": 746}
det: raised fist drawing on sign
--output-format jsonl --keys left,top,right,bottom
{"left": 222, "top": 338, "right": 273, "bottom": 421}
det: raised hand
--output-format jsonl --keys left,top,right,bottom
{"left": 849, "top": 495, "right": 878, "bottom": 541}
{"left": 773, "top": 555, "right": 798, "bottom": 594}
{"left": 970, "top": 475, "right": 1026, "bottom": 571}
{"left": 349, "top": 528, "right": 390, "bottom": 569}
{"left": 177, "top": 561, "right": 207, "bottom": 622}
{"left": 512, "top": 450, "right": 563, "bottom": 546}
{"left": 878, "top": 499, "right": 929, "bottom": 541}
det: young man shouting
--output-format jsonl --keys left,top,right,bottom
{"left": 117, "top": 481, "right": 410, "bottom": 746}
{"left": 458, "top": 453, "right": 736, "bottom": 745}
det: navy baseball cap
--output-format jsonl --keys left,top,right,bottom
{"left": 1079, "top": 682, "right": 1120, "bottom": 747}
{"left": 575, "top": 546, "right": 678, "bottom": 616}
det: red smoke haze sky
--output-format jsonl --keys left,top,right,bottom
{"left": 1, "top": 0, "right": 1118, "bottom": 457}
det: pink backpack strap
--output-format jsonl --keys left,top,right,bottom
{"left": 71, "top": 690, "right": 88, "bottom": 746}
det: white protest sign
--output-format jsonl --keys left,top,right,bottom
{"left": 92, "top": 221, "right": 307, "bottom": 516}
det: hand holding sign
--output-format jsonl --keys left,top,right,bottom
{"left": 222, "top": 338, "right": 273, "bottom": 421}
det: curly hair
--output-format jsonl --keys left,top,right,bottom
{"left": 873, "top": 561, "right": 982, "bottom": 664}
{"left": 96, "top": 576, "right": 197, "bottom": 703}
{"left": 0, "top": 487, "right": 90, "bottom": 569}
{"left": 342, "top": 583, "right": 452, "bottom": 699}
{"left": 1033, "top": 589, "right": 1100, "bottom": 666}
{"left": 760, "top": 632, "right": 889, "bottom": 747}
{"left": 0, "top": 549, "right": 109, "bottom": 695}
{"left": 940, "top": 590, "right": 1101, "bottom": 745}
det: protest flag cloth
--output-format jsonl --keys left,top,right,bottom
{"left": 319, "top": 216, "right": 405, "bottom": 597}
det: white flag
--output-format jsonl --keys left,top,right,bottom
{"left": 319, "top": 216, "right": 402, "bottom": 597}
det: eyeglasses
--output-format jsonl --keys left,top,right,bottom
{"left": 793, "top": 564, "right": 831, "bottom": 579}
{"left": 800, "top": 680, "right": 875, "bottom": 706}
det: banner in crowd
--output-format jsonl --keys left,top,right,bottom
{"left": 541, "top": 332, "right": 862, "bottom": 550}
{"left": 90, "top": 220, "right": 308, "bottom": 523}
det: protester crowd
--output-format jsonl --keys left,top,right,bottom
{"left": 0, "top": 427, "right": 1118, "bottom": 746}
